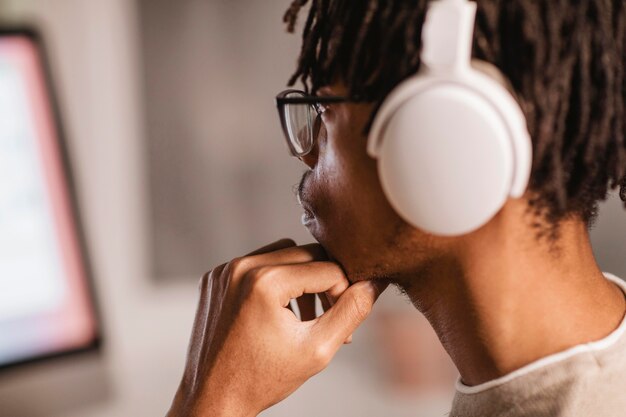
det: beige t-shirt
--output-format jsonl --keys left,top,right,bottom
{"left": 451, "top": 273, "right": 626, "bottom": 417}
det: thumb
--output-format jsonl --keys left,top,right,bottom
{"left": 314, "top": 280, "right": 388, "bottom": 349}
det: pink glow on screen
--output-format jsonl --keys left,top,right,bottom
{"left": 0, "top": 35, "right": 97, "bottom": 363}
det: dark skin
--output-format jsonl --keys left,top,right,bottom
{"left": 167, "top": 81, "right": 626, "bottom": 416}
{"left": 303, "top": 82, "right": 626, "bottom": 384}
{"left": 297, "top": 84, "right": 429, "bottom": 283}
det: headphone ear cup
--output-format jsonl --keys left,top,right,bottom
{"left": 376, "top": 85, "right": 514, "bottom": 236}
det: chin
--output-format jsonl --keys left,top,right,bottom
{"left": 308, "top": 227, "right": 384, "bottom": 283}
{"left": 308, "top": 212, "right": 421, "bottom": 286}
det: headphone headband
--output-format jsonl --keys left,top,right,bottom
{"left": 421, "top": 0, "right": 477, "bottom": 72}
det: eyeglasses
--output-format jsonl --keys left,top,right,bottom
{"left": 275, "top": 89, "right": 352, "bottom": 157}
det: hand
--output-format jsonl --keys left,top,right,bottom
{"left": 166, "top": 239, "right": 388, "bottom": 417}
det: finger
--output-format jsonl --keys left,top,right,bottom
{"left": 245, "top": 238, "right": 297, "bottom": 256}
{"left": 229, "top": 244, "right": 330, "bottom": 284}
{"left": 314, "top": 280, "right": 388, "bottom": 349}
{"left": 323, "top": 276, "right": 349, "bottom": 305}
{"left": 195, "top": 266, "right": 225, "bottom": 344}
{"left": 248, "top": 243, "right": 328, "bottom": 266}
{"left": 257, "top": 262, "right": 348, "bottom": 307}
{"left": 320, "top": 290, "right": 352, "bottom": 344}
{"left": 296, "top": 293, "right": 317, "bottom": 321}
{"left": 186, "top": 274, "right": 211, "bottom": 363}
{"left": 184, "top": 265, "right": 225, "bottom": 380}
{"left": 199, "top": 265, "right": 232, "bottom": 359}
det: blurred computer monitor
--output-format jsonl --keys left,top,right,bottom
{"left": 0, "top": 28, "right": 100, "bottom": 369}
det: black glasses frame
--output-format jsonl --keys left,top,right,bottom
{"left": 275, "top": 89, "right": 360, "bottom": 157}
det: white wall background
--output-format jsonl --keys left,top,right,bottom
{"left": 0, "top": 1, "right": 624, "bottom": 417}
{"left": 137, "top": 0, "right": 314, "bottom": 278}
{"left": 0, "top": 1, "right": 454, "bottom": 416}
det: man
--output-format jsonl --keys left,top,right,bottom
{"left": 167, "top": 0, "right": 626, "bottom": 416}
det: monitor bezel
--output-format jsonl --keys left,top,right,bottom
{"left": 0, "top": 27, "right": 103, "bottom": 372}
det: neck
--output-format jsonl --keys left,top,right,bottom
{"left": 402, "top": 201, "right": 626, "bottom": 386}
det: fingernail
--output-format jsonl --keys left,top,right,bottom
{"left": 365, "top": 281, "right": 377, "bottom": 294}
{"left": 366, "top": 279, "right": 388, "bottom": 297}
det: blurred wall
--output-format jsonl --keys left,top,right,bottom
{"left": 134, "top": 0, "right": 626, "bottom": 282}
{"left": 138, "top": 0, "right": 312, "bottom": 279}
{"left": 0, "top": 1, "right": 623, "bottom": 417}
{"left": 0, "top": 1, "right": 455, "bottom": 416}
{"left": 591, "top": 194, "right": 626, "bottom": 279}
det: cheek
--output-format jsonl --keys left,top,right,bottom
{"left": 316, "top": 122, "right": 370, "bottom": 215}
{"left": 322, "top": 117, "right": 392, "bottom": 219}
{"left": 311, "top": 116, "right": 401, "bottom": 258}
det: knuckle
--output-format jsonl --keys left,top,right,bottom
{"left": 198, "top": 264, "right": 225, "bottom": 291}
{"left": 244, "top": 266, "right": 276, "bottom": 296}
{"left": 329, "top": 280, "right": 349, "bottom": 298}
{"left": 198, "top": 272, "right": 211, "bottom": 291}
{"left": 337, "top": 279, "right": 350, "bottom": 292}
{"left": 227, "top": 256, "right": 251, "bottom": 278}
{"left": 312, "top": 342, "right": 333, "bottom": 369}
{"left": 279, "top": 238, "right": 296, "bottom": 247}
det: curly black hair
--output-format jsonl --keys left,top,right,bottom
{"left": 283, "top": 0, "right": 626, "bottom": 232}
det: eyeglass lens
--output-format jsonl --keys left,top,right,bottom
{"left": 284, "top": 92, "right": 319, "bottom": 155}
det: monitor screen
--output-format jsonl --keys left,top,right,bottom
{"left": 0, "top": 30, "right": 99, "bottom": 368}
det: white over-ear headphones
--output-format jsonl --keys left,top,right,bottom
{"left": 367, "top": 0, "right": 532, "bottom": 236}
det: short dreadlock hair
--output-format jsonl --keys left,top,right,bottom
{"left": 283, "top": 0, "right": 626, "bottom": 230}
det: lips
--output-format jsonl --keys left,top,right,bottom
{"left": 297, "top": 170, "right": 317, "bottom": 226}
{"left": 297, "top": 189, "right": 315, "bottom": 222}
{"left": 301, "top": 209, "right": 315, "bottom": 226}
